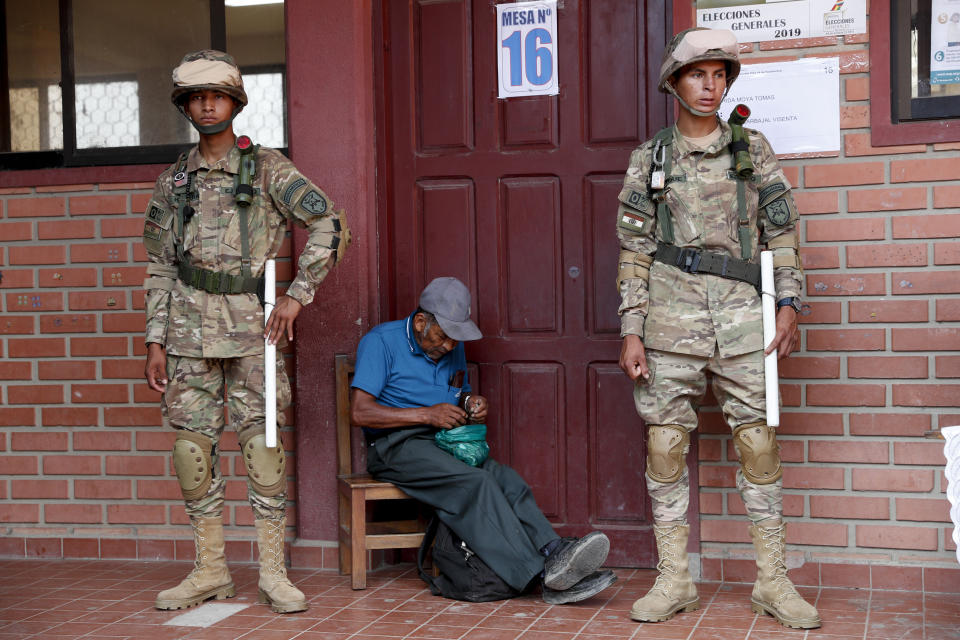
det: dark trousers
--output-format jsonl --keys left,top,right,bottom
{"left": 366, "top": 427, "right": 558, "bottom": 590}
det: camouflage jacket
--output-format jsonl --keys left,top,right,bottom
{"left": 617, "top": 121, "right": 802, "bottom": 358}
{"left": 143, "top": 144, "right": 342, "bottom": 358}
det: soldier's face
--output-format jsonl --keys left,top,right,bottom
{"left": 186, "top": 90, "right": 235, "bottom": 126}
{"left": 672, "top": 60, "right": 727, "bottom": 113}
{"left": 413, "top": 313, "right": 458, "bottom": 361}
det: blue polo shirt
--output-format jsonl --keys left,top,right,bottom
{"left": 352, "top": 313, "right": 471, "bottom": 437}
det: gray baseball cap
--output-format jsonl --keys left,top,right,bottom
{"left": 418, "top": 277, "right": 482, "bottom": 341}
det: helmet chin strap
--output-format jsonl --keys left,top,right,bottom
{"left": 665, "top": 83, "right": 729, "bottom": 118}
{"left": 178, "top": 104, "right": 242, "bottom": 135}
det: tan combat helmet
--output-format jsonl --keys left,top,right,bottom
{"left": 171, "top": 49, "right": 247, "bottom": 135}
{"left": 658, "top": 27, "right": 740, "bottom": 117}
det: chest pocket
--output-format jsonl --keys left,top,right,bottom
{"left": 662, "top": 176, "right": 702, "bottom": 246}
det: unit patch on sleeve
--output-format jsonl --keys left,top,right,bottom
{"left": 617, "top": 206, "right": 653, "bottom": 235}
{"left": 297, "top": 189, "right": 328, "bottom": 215}
{"left": 146, "top": 204, "right": 173, "bottom": 229}
{"left": 764, "top": 199, "right": 792, "bottom": 226}
{"left": 282, "top": 177, "right": 307, "bottom": 205}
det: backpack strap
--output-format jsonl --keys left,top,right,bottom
{"left": 416, "top": 515, "right": 443, "bottom": 596}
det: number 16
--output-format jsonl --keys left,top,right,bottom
{"left": 502, "top": 28, "right": 553, "bottom": 86}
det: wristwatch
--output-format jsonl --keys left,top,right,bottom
{"left": 777, "top": 297, "right": 801, "bottom": 313}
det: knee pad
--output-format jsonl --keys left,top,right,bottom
{"left": 172, "top": 431, "right": 214, "bottom": 501}
{"left": 733, "top": 421, "right": 782, "bottom": 485}
{"left": 646, "top": 424, "right": 690, "bottom": 483}
{"left": 239, "top": 433, "right": 286, "bottom": 497}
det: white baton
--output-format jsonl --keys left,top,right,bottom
{"left": 760, "top": 251, "right": 779, "bottom": 427}
{"left": 264, "top": 259, "right": 277, "bottom": 448}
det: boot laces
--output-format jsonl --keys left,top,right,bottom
{"left": 651, "top": 524, "right": 682, "bottom": 596}
{"left": 188, "top": 519, "right": 209, "bottom": 580}
{"left": 263, "top": 518, "right": 289, "bottom": 582}
{"left": 759, "top": 524, "right": 800, "bottom": 601}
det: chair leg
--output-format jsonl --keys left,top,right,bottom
{"left": 350, "top": 488, "right": 367, "bottom": 590}
{"left": 338, "top": 490, "right": 351, "bottom": 577}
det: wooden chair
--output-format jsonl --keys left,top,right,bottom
{"left": 335, "top": 354, "right": 427, "bottom": 589}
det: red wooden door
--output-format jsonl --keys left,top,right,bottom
{"left": 378, "top": 0, "right": 673, "bottom": 567}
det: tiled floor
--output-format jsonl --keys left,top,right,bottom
{"left": 0, "top": 559, "right": 957, "bottom": 640}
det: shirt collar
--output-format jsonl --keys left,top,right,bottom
{"left": 672, "top": 119, "right": 733, "bottom": 159}
{"left": 405, "top": 312, "right": 425, "bottom": 357}
{"left": 186, "top": 143, "right": 241, "bottom": 174}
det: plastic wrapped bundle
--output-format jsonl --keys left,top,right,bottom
{"left": 435, "top": 424, "right": 490, "bottom": 467}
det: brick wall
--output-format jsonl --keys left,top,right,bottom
{"left": 0, "top": 182, "right": 301, "bottom": 564}
{"left": 696, "top": 30, "right": 960, "bottom": 590}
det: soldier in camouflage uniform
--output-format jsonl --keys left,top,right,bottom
{"left": 142, "top": 51, "right": 348, "bottom": 614}
{"left": 616, "top": 29, "right": 819, "bottom": 629}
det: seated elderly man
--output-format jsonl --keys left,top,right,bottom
{"left": 351, "top": 277, "right": 616, "bottom": 603}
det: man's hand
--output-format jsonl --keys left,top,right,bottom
{"left": 145, "top": 342, "right": 168, "bottom": 393}
{"left": 765, "top": 306, "right": 799, "bottom": 359}
{"left": 465, "top": 395, "right": 488, "bottom": 422}
{"left": 265, "top": 295, "right": 303, "bottom": 345}
{"left": 423, "top": 403, "right": 468, "bottom": 429}
{"left": 619, "top": 334, "right": 650, "bottom": 382}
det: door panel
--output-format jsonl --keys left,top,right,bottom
{"left": 380, "top": 0, "right": 672, "bottom": 566}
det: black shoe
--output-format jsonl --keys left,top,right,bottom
{"left": 542, "top": 570, "right": 617, "bottom": 605}
{"left": 543, "top": 531, "right": 610, "bottom": 591}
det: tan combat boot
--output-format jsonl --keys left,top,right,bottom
{"left": 256, "top": 516, "right": 307, "bottom": 613}
{"left": 630, "top": 522, "right": 699, "bottom": 622}
{"left": 749, "top": 520, "right": 821, "bottom": 629}
{"left": 155, "top": 516, "right": 235, "bottom": 610}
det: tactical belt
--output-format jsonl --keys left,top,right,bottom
{"left": 178, "top": 262, "right": 264, "bottom": 297}
{"left": 654, "top": 242, "right": 760, "bottom": 289}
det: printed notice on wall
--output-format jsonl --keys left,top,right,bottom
{"left": 931, "top": 0, "right": 960, "bottom": 84}
{"left": 697, "top": 0, "right": 866, "bottom": 42}
{"left": 497, "top": 1, "right": 559, "bottom": 98}
{"left": 719, "top": 58, "right": 840, "bottom": 155}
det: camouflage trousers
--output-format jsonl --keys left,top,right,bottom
{"left": 636, "top": 347, "right": 782, "bottom": 524}
{"left": 162, "top": 353, "right": 292, "bottom": 520}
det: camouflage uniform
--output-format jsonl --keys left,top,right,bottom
{"left": 617, "top": 120, "right": 802, "bottom": 525}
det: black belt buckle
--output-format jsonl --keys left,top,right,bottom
{"left": 677, "top": 248, "right": 701, "bottom": 273}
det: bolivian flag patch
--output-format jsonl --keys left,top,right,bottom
{"left": 617, "top": 205, "right": 652, "bottom": 234}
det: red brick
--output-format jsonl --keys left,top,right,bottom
{"left": 37, "top": 219, "right": 96, "bottom": 240}
{"left": 849, "top": 300, "right": 928, "bottom": 323}
{"left": 103, "top": 266, "right": 146, "bottom": 287}
{"left": 798, "top": 301, "right": 841, "bottom": 324}
{"left": 70, "top": 337, "right": 128, "bottom": 357}
{"left": 793, "top": 190, "right": 839, "bottom": 215}
{"left": 5, "top": 291, "right": 64, "bottom": 312}
{"left": 778, "top": 412, "right": 844, "bottom": 435}
{"left": 893, "top": 328, "right": 960, "bottom": 351}
{"left": 39, "top": 314, "right": 97, "bottom": 334}
{"left": 133, "top": 385, "right": 163, "bottom": 404}
{"left": 933, "top": 185, "right": 960, "bottom": 208}
{"left": 136, "top": 432, "right": 176, "bottom": 451}
{"left": 37, "top": 360, "right": 96, "bottom": 380}
{"left": 856, "top": 525, "right": 938, "bottom": 551}
{"left": 805, "top": 274, "right": 886, "bottom": 296}
{"left": 63, "top": 538, "right": 100, "bottom": 558}
{"left": 41, "top": 407, "right": 98, "bottom": 427}
{"left": 806, "top": 329, "right": 884, "bottom": 351}
{"left": 924, "top": 567, "right": 960, "bottom": 594}
{"left": 35, "top": 183, "right": 94, "bottom": 193}
{"left": 0, "top": 536, "right": 24, "bottom": 556}
{"left": 937, "top": 299, "right": 960, "bottom": 322}
{"left": 25, "top": 538, "right": 61, "bottom": 558}
{"left": 0, "top": 316, "right": 34, "bottom": 335}
{"left": 934, "top": 243, "right": 960, "bottom": 265}
{"left": 894, "top": 441, "right": 951, "bottom": 465}
{"left": 893, "top": 271, "right": 960, "bottom": 295}
{"left": 698, "top": 491, "right": 722, "bottom": 514}
{"left": 6, "top": 385, "right": 63, "bottom": 405}
{"left": 73, "top": 431, "right": 131, "bottom": 451}
{"left": 74, "top": 479, "right": 131, "bottom": 499}
{"left": 778, "top": 356, "right": 839, "bottom": 379}
{"left": 101, "top": 217, "right": 146, "bottom": 238}
{"left": 804, "top": 162, "right": 883, "bottom": 188}
{"left": 698, "top": 465, "right": 735, "bottom": 488}
{"left": 0, "top": 407, "right": 34, "bottom": 427}
{"left": 845, "top": 132, "right": 925, "bottom": 156}
{"left": 102, "top": 313, "right": 145, "bottom": 333}
{"left": 893, "top": 384, "right": 960, "bottom": 407}
{"left": 67, "top": 291, "right": 127, "bottom": 311}
{"left": 799, "top": 246, "right": 839, "bottom": 270}
{"left": 839, "top": 104, "right": 869, "bottom": 129}
{"left": 11, "top": 432, "right": 68, "bottom": 451}
{"left": 848, "top": 356, "right": 927, "bottom": 379}
{"left": 806, "top": 218, "right": 884, "bottom": 241}
{"left": 7, "top": 197, "right": 66, "bottom": 217}
{"left": 70, "top": 243, "right": 128, "bottom": 264}
{"left": 896, "top": 498, "right": 951, "bottom": 523}
{"left": 700, "top": 519, "right": 750, "bottom": 544}
{"left": 136, "top": 479, "right": 182, "bottom": 500}
{"left": 132, "top": 244, "right": 149, "bottom": 263}
{"left": 139, "top": 539, "right": 176, "bottom": 561}
{"left": 936, "top": 356, "right": 960, "bottom": 378}
{"left": 0, "top": 221, "right": 32, "bottom": 241}
{"left": 809, "top": 440, "right": 888, "bottom": 464}
{"left": 131, "top": 193, "right": 152, "bottom": 211}
{"left": 0, "top": 362, "right": 31, "bottom": 380}
{"left": 0, "top": 455, "right": 38, "bottom": 474}
{"left": 845, "top": 76, "right": 870, "bottom": 101}
{"left": 758, "top": 35, "right": 839, "bottom": 50}
{"left": 810, "top": 50, "right": 868, "bottom": 74}
{"left": 810, "top": 495, "right": 888, "bottom": 520}
{"left": 70, "top": 383, "right": 128, "bottom": 404}
{"left": 848, "top": 188, "right": 926, "bottom": 213}
{"left": 132, "top": 290, "right": 146, "bottom": 310}
{"left": 38, "top": 267, "right": 98, "bottom": 288}
{"left": 9, "top": 245, "right": 66, "bottom": 265}
{"left": 0, "top": 269, "right": 35, "bottom": 288}
{"left": 45, "top": 504, "right": 103, "bottom": 524}
{"left": 727, "top": 493, "right": 803, "bottom": 518}
{"left": 807, "top": 383, "right": 885, "bottom": 407}
{"left": 782, "top": 467, "right": 845, "bottom": 490}
{"left": 847, "top": 243, "right": 927, "bottom": 268}
{"left": 893, "top": 213, "right": 960, "bottom": 239}
{"left": 105, "top": 455, "right": 166, "bottom": 476}
{"left": 853, "top": 468, "right": 934, "bottom": 492}
{"left": 102, "top": 359, "right": 144, "bottom": 379}
{"left": 872, "top": 565, "right": 923, "bottom": 591}
{"left": 107, "top": 505, "right": 165, "bottom": 524}
{"left": 42, "top": 455, "right": 101, "bottom": 475}
{"left": 104, "top": 407, "right": 162, "bottom": 427}
{"left": 891, "top": 157, "right": 960, "bottom": 183}
{"left": 100, "top": 538, "right": 137, "bottom": 559}
{"left": 68, "top": 194, "right": 126, "bottom": 216}
{"left": 850, "top": 413, "right": 930, "bottom": 437}
{"left": 10, "top": 479, "right": 68, "bottom": 499}
{"left": 0, "top": 504, "right": 41, "bottom": 523}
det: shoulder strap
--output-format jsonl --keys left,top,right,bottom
{"left": 650, "top": 127, "right": 675, "bottom": 245}
{"left": 172, "top": 152, "right": 191, "bottom": 265}
{"left": 729, "top": 126, "right": 753, "bottom": 260}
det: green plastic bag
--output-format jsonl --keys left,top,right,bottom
{"left": 435, "top": 424, "right": 490, "bottom": 467}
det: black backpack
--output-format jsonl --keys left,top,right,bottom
{"left": 417, "top": 516, "right": 524, "bottom": 602}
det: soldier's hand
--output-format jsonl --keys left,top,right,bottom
{"left": 145, "top": 342, "right": 168, "bottom": 393}
{"left": 466, "top": 395, "right": 488, "bottom": 422}
{"left": 620, "top": 334, "right": 650, "bottom": 382}
{"left": 265, "top": 295, "right": 303, "bottom": 345}
{"left": 765, "top": 306, "right": 799, "bottom": 359}
{"left": 423, "top": 403, "right": 468, "bottom": 429}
